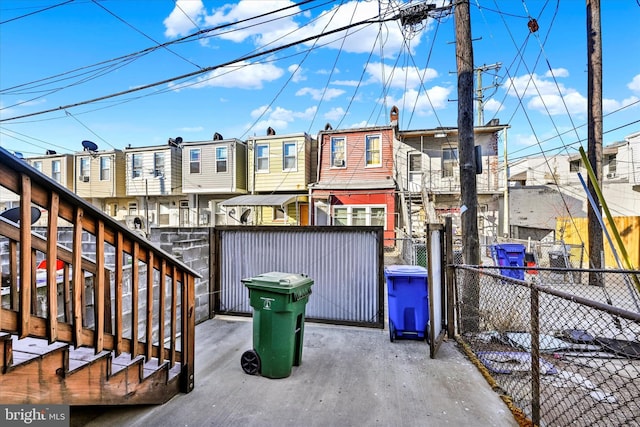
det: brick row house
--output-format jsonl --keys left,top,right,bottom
{"left": 10, "top": 107, "right": 513, "bottom": 250}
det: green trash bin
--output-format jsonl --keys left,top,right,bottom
{"left": 240, "top": 272, "right": 313, "bottom": 379}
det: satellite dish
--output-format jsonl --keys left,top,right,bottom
{"left": 324, "top": 123, "right": 333, "bottom": 131}
{"left": 240, "top": 209, "right": 251, "bottom": 224}
{"left": 213, "top": 132, "right": 223, "bottom": 141}
{"left": 0, "top": 206, "right": 42, "bottom": 224}
{"left": 14, "top": 152, "right": 24, "bottom": 159}
{"left": 82, "top": 140, "right": 98, "bottom": 152}
{"left": 267, "top": 127, "right": 276, "bottom": 136}
{"left": 46, "top": 149, "right": 57, "bottom": 155}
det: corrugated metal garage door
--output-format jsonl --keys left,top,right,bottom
{"left": 213, "top": 226, "right": 384, "bottom": 328}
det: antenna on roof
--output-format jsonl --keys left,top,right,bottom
{"left": 168, "top": 136, "right": 183, "bottom": 148}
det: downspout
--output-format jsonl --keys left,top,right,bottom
{"left": 503, "top": 127, "right": 509, "bottom": 237}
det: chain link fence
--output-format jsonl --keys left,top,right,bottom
{"left": 454, "top": 265, "right": 640, "bottom": 426}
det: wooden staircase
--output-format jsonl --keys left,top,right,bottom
{"left": 0, "top": 147, "right": 200, "bottom": 405}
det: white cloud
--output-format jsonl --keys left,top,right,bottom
{"left": 164, "top": 0, "right": 206, "bottom": 38}
{"left": 289, "top": 64, "right": 306, "bottom": 83}
{"left": 250, "top": 105, "right": 271, "bottom": 119}
{"left": 483, "top": 98, "right": 504, "bottom": 113}
{"left": 544, "top": 68, "right": 569, "bottom": 78}
{"left": 295, "top": 87, "right": 345, "bottom": 101}
{"left": 603, "top": 96, "right": 640, "bottom": 113}
{"left": 365, "top": 62, "right": 438, "bottom": 89}
{"left": 512, "top": 133, "right": 539, "bottom": 147}
{"left": 506, "top": 73, "right": 587, "bottom": 116}
{"left": 170, "top": 61, "right": 284, "bottom": 90}
{"left": 384, "top": 86, "right": 452, "bottom": 116}
{"left": 324, "top": 107, "right": 346, "bottom": 122}
{"left": 246, "top": 105, "right": 317, "bottom": 134}
{"left": 200, "top": 1, "right": 427, "bottom": 58}
{"left": 332, "top": 80, "right": 361, "bottom": 87}
{"left": 628, "top": 74, "right": 640, "bottom": 93}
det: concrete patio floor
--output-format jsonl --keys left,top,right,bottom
{"left": 71, "top": 315, "right": 518, "bottom": 427}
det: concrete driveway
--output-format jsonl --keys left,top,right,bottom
{"left": 72, "top": 316, "right": 518, "bottom": 427}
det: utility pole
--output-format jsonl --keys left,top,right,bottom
{"left": 455, "top": 0, "right": 479, "bottom": 266}
{"left": 475, "top": 63, "right": 501, "bottom": 126}
{"left": 587, "top": 0, "right": 603, "bottom": 281}
{"left": 456, "top": 0, "right": 480, "bottom": 332}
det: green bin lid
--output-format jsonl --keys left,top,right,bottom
{"left": 242, "top": 271, "right": 313, "bottom": 291}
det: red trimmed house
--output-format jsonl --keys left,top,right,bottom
{"left": 309, "top": 108, "right": 399, "bottom": 247}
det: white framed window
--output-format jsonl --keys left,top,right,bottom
{"left": 132, "top": 154, "right": 143, "bottom": 178}
{"left": 154, "top": 152, "right": 165, "bottom": 177}
{"left": 282, "top": 141, "right": 297, "bottom": 171}
{"left": 52, "top": 160, "right": 61, "bottom": 182}
{"left": 33, "top": 161, "right": 42, "bottom": 172}
{"left": 189, "top": 149, "right": 201, "bottom": 174}
{"left": 216, "top": 147, "right": 228, "bottom": 173}
{"left": 331, "top": 205, "right": 386, "bottom": 229}
{"left": 100, "top": 156, "right": 111, "bottom": 181}
{"left": 442, "top": 147, "right": 458, "bottom": 178}
{"left": 256, "top": 144, "right": 269, "bottom": 172}
{"left": 79, "top": 157, "right": 90, "bottom": 180}
{"left": 273, "top": 207, "right": 286, "bottom": 221}
{"left": 365, "top": 134, "right": 381, "bottom": 167}
{"left": 331, "top": 137, "right": 346, "bottom": 168}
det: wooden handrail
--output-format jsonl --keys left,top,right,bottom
{"left": 0, "top": 146, "right": 200, "bottom": 394}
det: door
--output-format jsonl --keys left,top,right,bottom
{"left": 408, "top": 153, "right": 422, "bottom": 192}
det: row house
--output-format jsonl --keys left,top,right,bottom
{"left": 181, "top": 135, "right": 248, "bottom": 226}
{"left": 221, "top": 130, "right": 315, "bottom": 226}
{"left": 309, "top": 114, "right": 397, "bottom": 247}
{"left": 395, "top": 119, "right": 509, "bottom": 243}
{"left": 74, "top": 148, "right": 129, "bottom": 221}
{"left": 124, "top": 143, "right": 184, "bottom": 229}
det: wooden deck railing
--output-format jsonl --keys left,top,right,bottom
{"left": 0, "top": 147, "right": 199, "bottom": 394}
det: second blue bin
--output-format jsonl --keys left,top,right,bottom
{"left": 384, "top": 265, "right": 429, "bottom": 342}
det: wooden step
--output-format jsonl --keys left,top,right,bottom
{"left": 0, "top": 334, "right": 182, "bottom": 405}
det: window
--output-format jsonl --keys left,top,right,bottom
{"left": 283, "top": 142, "right": 297, "bottom": 171}
{"left": 273, "top": 207, "right": 286, "bottom": 221}
{"left": 365, "top": 135, "right": 381, "bottom": 167}
{"left": 189, "top": 149, "right": 201, "bottom": 174}
{"left": 442, "top": 148, "right": 458, "bottom": 178}
{"left": 331, "top": 137, "right": 346, "bottom": 168}
{"left": 79, "top": 157, "right": 89, "bottom": 179}
{"left": 216, "top": 147, "right": 228, "bottom": 173}
{"left": 33, "top": 161, "right": 42, "bottom": 172}
{"left": 331, "top": 205, "right": 386, "bottom": 229}
{"left": 569, "top": 160, "right": 580, "bottom": 172}
{"left": 52, "top": 160, "right": 61, "bottom": 182}
{"left": 159, "top": 202, "right": 170, "bottom": 225}
{"left": 132, "top": 154, "right": 143, "bottom": 178}
{"left": 128, "top": 203, "right": 138, "bottom": 216}
{"left": 154, "top": 152, "right": 165, "bottom": 177}
{"left": 256, "top": 144, "right": 269, "bottom": 172}
{"left": 100, "top": 156, "right": 111, "bottom": 181}
{"left": 606, "top": 154, "right": 617, "bottom": 175}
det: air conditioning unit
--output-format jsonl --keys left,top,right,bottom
{"left": 333, "top": 159, "right": 345, "bottom": 167}
{"left": 606, "top": 172, "right": 616, "bottom": 178}
{"left": 81, "top": 175, "right": 90, "bottom": 182}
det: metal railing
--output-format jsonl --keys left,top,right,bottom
{"left": 453, "top": 264, "right": 640, "bottom": 426}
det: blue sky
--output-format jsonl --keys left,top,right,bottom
{"left": 1, "top": 0, "right": 639, "bottom": 162}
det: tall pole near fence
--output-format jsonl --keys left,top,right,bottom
{"left": 455, "top": 0, "right": 480, "bottom": 332}
{"left": 455, "top": 0, "right": 479, "bottom": 266}
{"left": 587, "top": 0, "right": 604, "bottom": 282}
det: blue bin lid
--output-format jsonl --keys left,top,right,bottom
{"left": 493, "top": 243, "right": 525, "bottom": 252}
{"left": 384, "top": 265, "right": 428, "bottom": 277}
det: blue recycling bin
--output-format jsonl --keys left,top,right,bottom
{"left": 384, "top": 265, "right": 429, "bottom": 342}
{"left": 491, "top": 244, "right": 526, "bottom": 280}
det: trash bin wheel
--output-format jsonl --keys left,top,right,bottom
{"left": 389, "top": 320, "right": 397, "bottom": 342}
{"left": 241, "top": 350, "right": 261, "bottom": 375}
